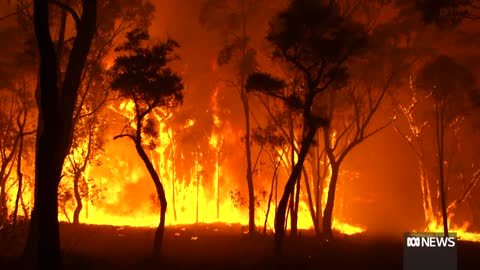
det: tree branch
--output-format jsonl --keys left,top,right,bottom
{"left": 49, "top": 0, "right": 81, "bottom": 29}
{"left": 113, "top": 133, "right": 135, "bottom": 141}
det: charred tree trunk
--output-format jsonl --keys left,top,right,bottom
{"left": 13, "top": 111, "right": 27, "bottom": 227}
{"left": 242, "top": 88, "right": 255, "bottom": 235}
{"left": 0, "top": 129, "right": 21, "bottom": 224}
{"left": 131, "top": 115, "right": 168, "bottom": 258}
{"left": 135, "top": 137, "right": 167, "bottom": 258}
{"left": 73, "top": 130, "right": 93, "bottom": 225}
{"left": 291, "top": 176, "right": 301, "bottom": 236}
{"left": 72, "top": 172, "right": 83, "bottom": 225}
{"left": 316, "top": 151, "right": 328, "bottom": 234}
{"left": 322, "top": 126, "right": 339, "bottom": 239}
{"left": 322, "top": 163, "right": 339, "bottom": 239}
{"left": 288, "top": 114, "right": 296, "bottom": 234}
{"left": 274, "top": 126, "right": 316, "bottom": 256}
{"left": 13, "top": 149, "right": 23, "bottom": 227}
{"left": 239, "top": 4, "right": 255, "bottom": 235}
{"left": 264, "top": 174, "right": 276, "bottom": 235}
{"left": 288, "top": 189, "right": 294, "bottom": 232}
{"left": 264, "top": 152, "right": 283, "bottom": 234}
{"left": 0, "top": 163, "right": 14, "bottom": 223}
{"left": 25, "top": 1, "right": 97, "bottom": 269}
{"left": 28, "top": 1, "right": 63, "bottom": 267}
{"left": 314, "top": 135, "right": 325, "bottom": 235}
{"left": 322, "top": 123, "right": 359, "bottom": 239}
{"left": 322, "top": 125, "right": 340, "bottom": 239}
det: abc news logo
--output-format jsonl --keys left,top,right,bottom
{"left": 405, "top": 235, "right": 456, "bottom": 248}
{"left": 404, "top": 233, "right": 457, "bottom": 270}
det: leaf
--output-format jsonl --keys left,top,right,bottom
{"left": 246, "top": 72, "right": 285, "bottom": 94}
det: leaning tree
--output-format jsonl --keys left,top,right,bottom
{"left": 109, "top": 29, "right": 183, "bottom": 258}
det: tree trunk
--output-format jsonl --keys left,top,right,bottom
{"left": 25, "top": 2, "right": 97, "bottom": 269}
{"left": 274, "top": 126, "right": 316, "bottom": 256}
{"left": 72, "top": 172, "right": 83, "bottom": 225}
{"left": 0, "top": 131, "right": 21, "bottom": 224}
{"left": 216, "top": 151, "right": 220, "bottom": 220}
{"left": 13, "top": 118, "right": 25, "bottom": 227}
{"left": 288, "top": 114, "right": 296, "bottom": 234}
{"left": 28, "top": 2, "right": 63, "bottom": 268}
{"left": 314, "top": 135, "right": 325, "bottom": 235}
{"left": 135, "top": 140, "right": 167, "bottom": 258}
{"left": 291, "top": 175, "right": 301, "bottom": 236}
{"left": 264, "top": 153, "right": 282, "bottom": 234}
{"left": 322, "top": 164, "right": 339, "bottom": 239}
{"left": 241, "top": 89, "right": 255, "bottom": 235}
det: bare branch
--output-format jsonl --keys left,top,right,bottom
{"left": 332, "top": 120, "right": 354, "bottom": 151}
{"left": 0, "top": 12, "right": 17, "bottom": 22}
{"left": 49, "top": 0, "right": 81, "bottom": 29}
{"left": 363, "top": 119, "right": 392, "bottom": 141}
{"left": 113, "top": 133, "right": 135, "bottom": 141}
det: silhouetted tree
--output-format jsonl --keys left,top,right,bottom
{"left": 413, "top": 0, "right": 478, "bottom": 25}
{"left": 415, "top": 55, "right": 476, "bottom": 236}
{"left": 320, "top": 1, "right": 417, "bottom": 238}
{"left": 61, "top": 0, "right": 154, "bottom": 225}
{"left": 12, "top": 84, "right": 36, "bottom": 227}
{"left": 251, "top": 123, "right": 287, "bottom": 234}
{"left": 251, "top": 76, "right": 310, "bottom": 236}
{"left": 0, "top": 95, "right": 22, "bottom": 224}
{"left": 110, "top": 29, "right": 183, "bottom": 258}
{"left": 247, "top": 0, "right": 367, "bottom": 255}
{"left": 26, "top": 0, "right": 97, "bottom": 269}
{"left": 0, "top": 85, "right": 35, "bottom": 226}
{"left": 199, "top": 0, "right": 271, "bottom": 235}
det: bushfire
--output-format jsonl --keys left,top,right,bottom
{"left": 1, "top": 0, "right": 480, "bottom": 269}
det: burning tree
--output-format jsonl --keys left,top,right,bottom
{"left": 109, "top": 29, "right": 183, "bottom": 257}
{"left": 394, "top": 54, "right": 480, "bottom": 239}
{"left": 0, "top": 0, "right": 38, "bottom": 228}
{"left": 0, "top": 83, "right": 35, "bottom": 226}
{"left": 413, "top": 55, "right": 476, "bottom": 236}
{"left": 250, "top": 78, "right": 314, "bottom": 236}
{"left": 250, "top": 123, "right": 287, "bottom": 234}
{"left": 319, "top": 1, "right": 418, "bottom": 238}
{"left": 59, "top": 0, "right": 154, "bottom": 225}
{"left": 199, "top": 0, "right": 271, "bottom": 235}
{"left": 247, "top": 0, "right": 367, "bottom": 254}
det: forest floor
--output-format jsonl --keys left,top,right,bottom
{"left": 0, "top": 222, "right": 479, "bottom": 269}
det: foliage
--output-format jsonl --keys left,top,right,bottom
{"left": 267, "top": 0, "right": 367, "bottom": 88}
{"left": 416, "top": 55, "right": 476, "bottom": 120}
{"left": 413, "top": 0, "right": 473, "bottom": 25}
{"left": 229, "top": 189, "right": 247, "bottom": 208}
{"left": 246, "top": 72, "right": 285, "bottom": 96}
{"left": 251, "top": 123, "right": 287, "bottom": 149}
{"left": 110, "top": 29, "right": 184, "bottom": 112}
